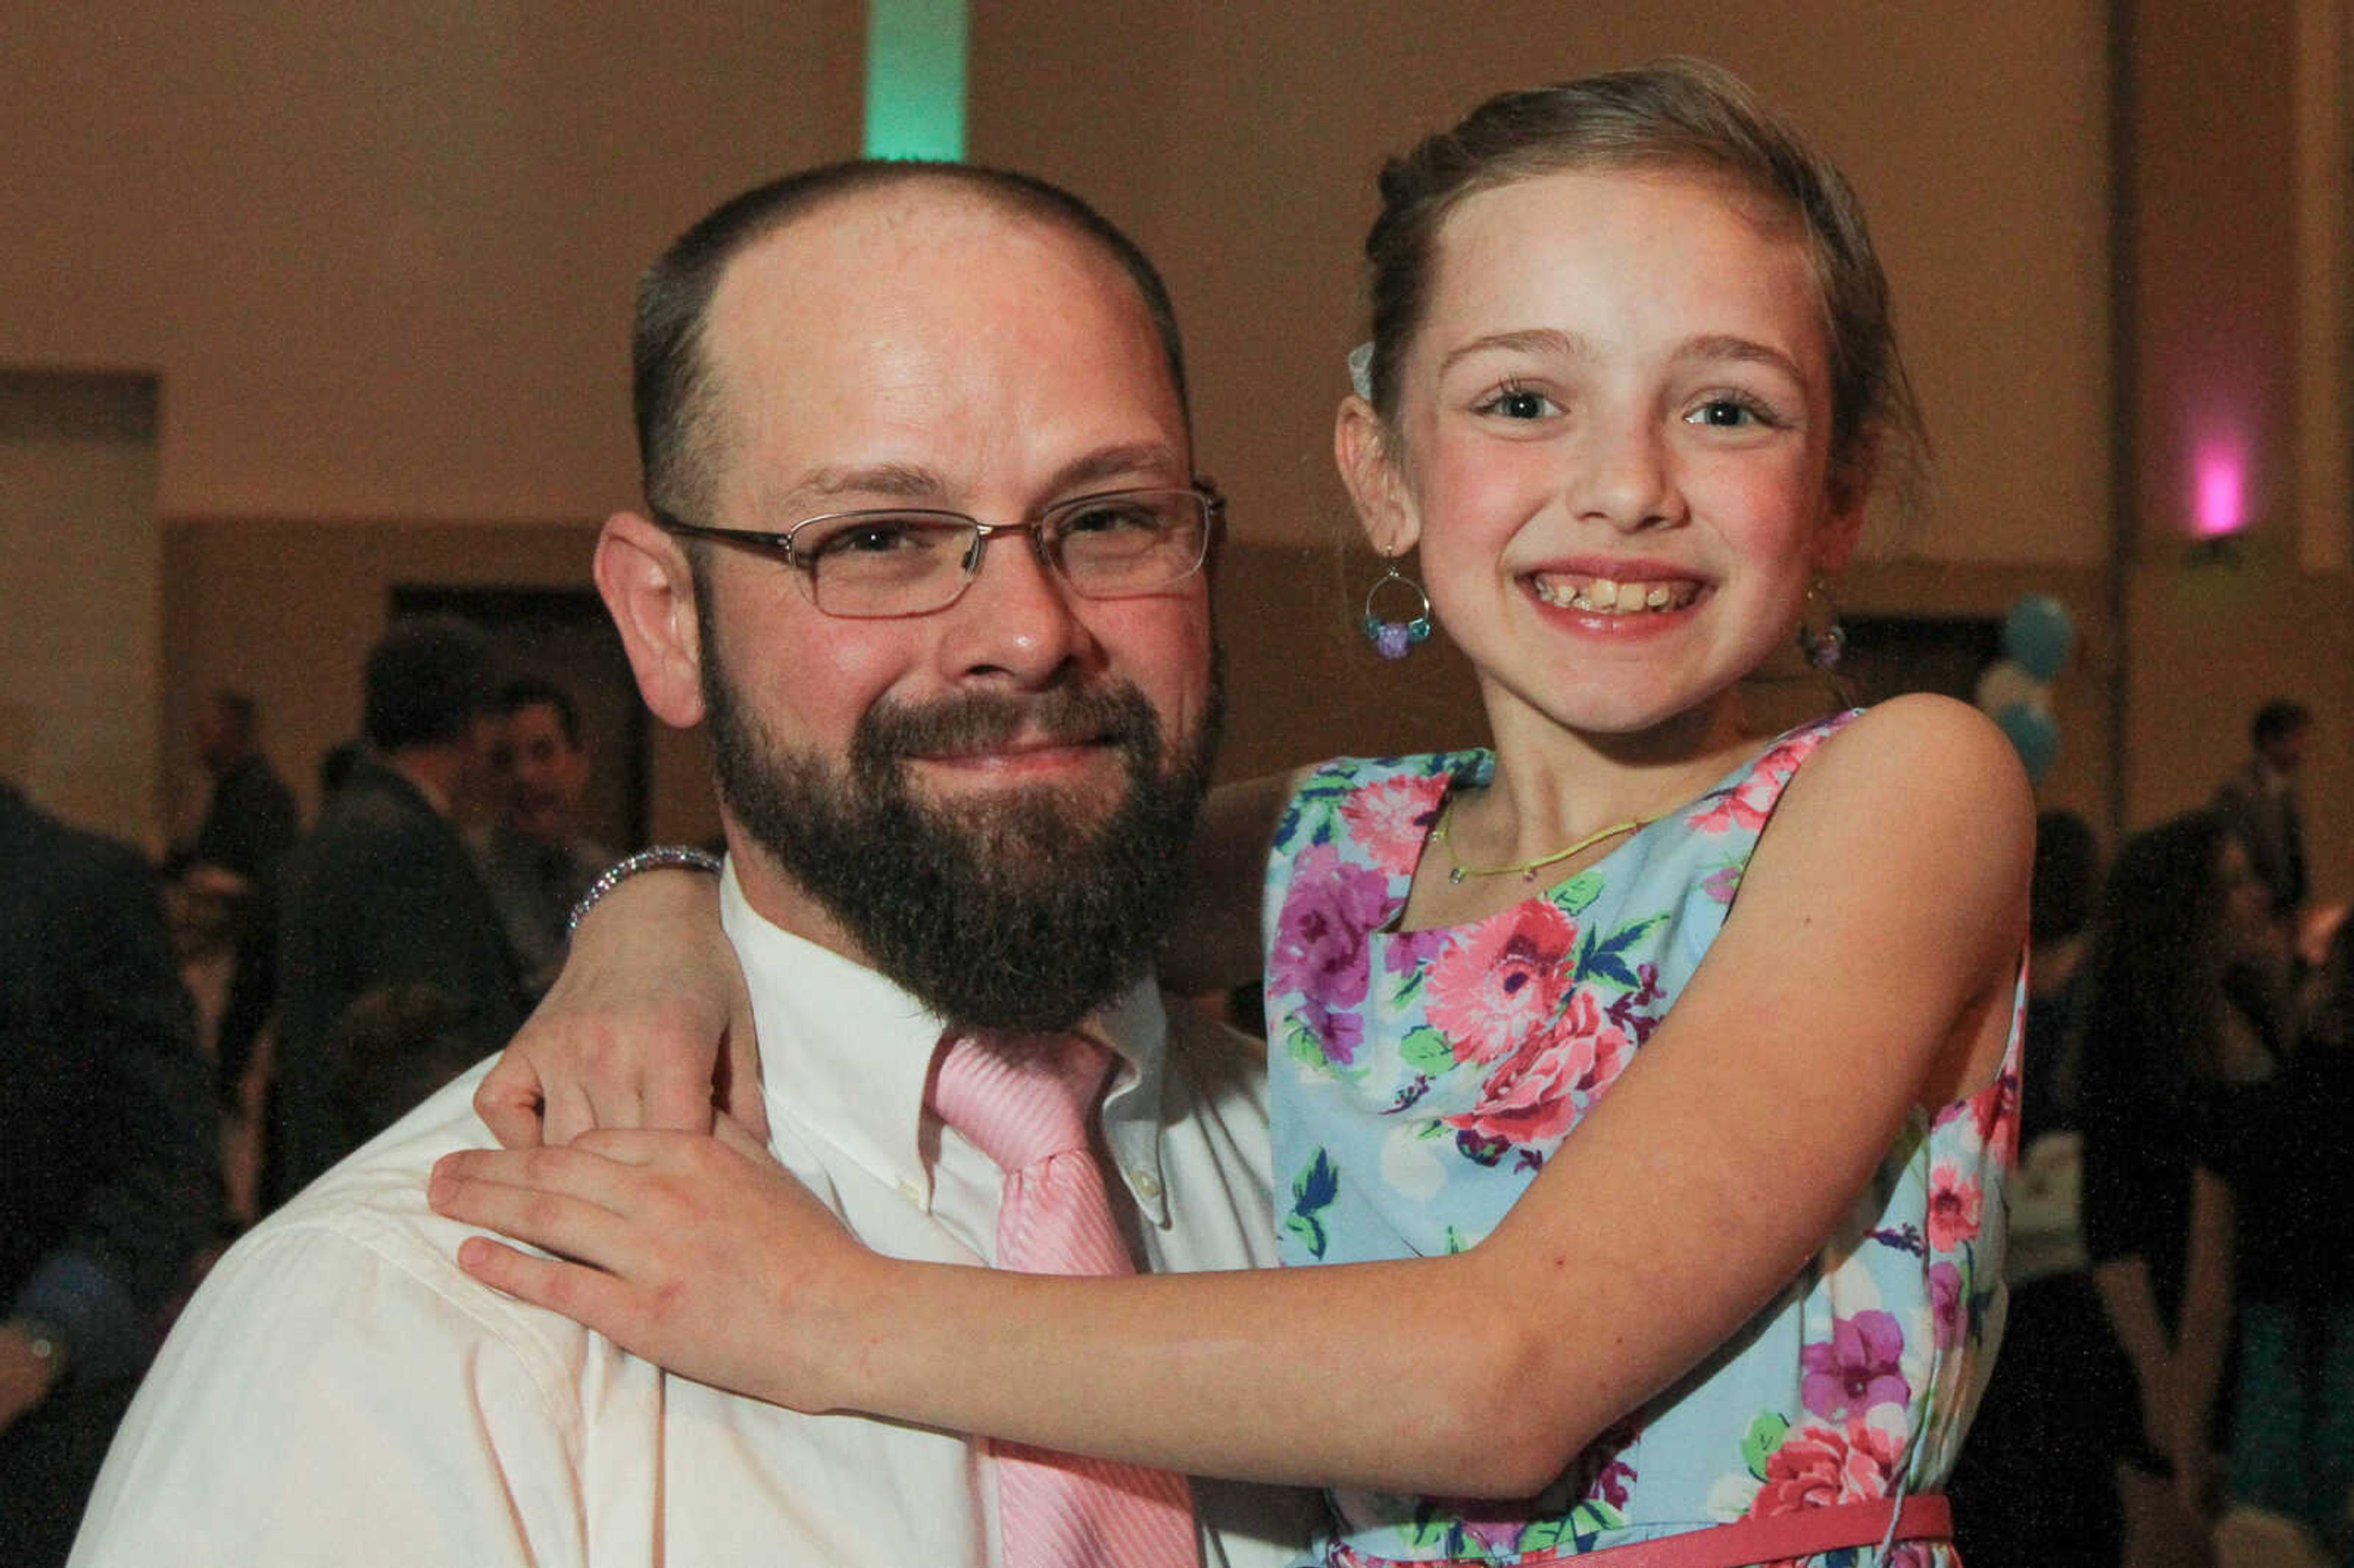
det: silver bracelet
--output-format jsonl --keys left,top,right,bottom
{"left": 568, "top": 845, "right": 723, "bottom": 934}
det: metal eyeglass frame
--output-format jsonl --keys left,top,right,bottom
{"left": 646, "top": 483, "right": 1225, "bottom": 618}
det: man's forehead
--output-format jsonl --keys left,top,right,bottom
{"left": 696, "top": 185, "right": 1187, "bottom": 509}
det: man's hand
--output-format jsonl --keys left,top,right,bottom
{"left": 474, "top": 867, "right": 763, "bottom": 1147}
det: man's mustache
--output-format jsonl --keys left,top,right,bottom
{"left": 854, "top": 682, "right": 1162, "bottom": 766}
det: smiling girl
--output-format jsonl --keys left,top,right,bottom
{"left": 432, "top": 61, "right": 2029, "bottom": 1566}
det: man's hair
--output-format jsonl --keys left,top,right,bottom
{"left": 634, "top": 159, "right": 1191, "bottom": 523}
{"left": 2252, "top": 698, "right": 2312, "bottom": 749}
{"left": 493, "top": 676, "right": 582, "bottom": 748}
{"left": 363, "top": 616, "right": 496, "bottom": 753}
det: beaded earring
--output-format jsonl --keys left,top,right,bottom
{"left": 1361, "top": 558, "right": 1433, "bottom": 661}
{"left": 1796, "top": 576, "right": 1847, "bottom": 671}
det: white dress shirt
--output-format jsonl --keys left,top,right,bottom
{"left": 71, "top": 862, "right": 1316, "bottom": 1567}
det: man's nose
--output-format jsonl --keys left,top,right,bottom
{"left": 935, "top": 528, "right": 1094, "bottom": 686}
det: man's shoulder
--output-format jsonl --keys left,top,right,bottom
{"left": 221, "top": 1067, "right": 597, "bottom": 1390}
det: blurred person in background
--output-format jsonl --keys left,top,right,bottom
{"left": 471, "top": 678, "right": 611, "bottom": 1003}
{"left": 1951, "top": 809, "right": 2131, "bottom": 1568}
{"left": 1, "top": 778, "right": 219, "bottom": 1568}
{"left": 176, "top": 690, "right": 302, "bottom": 1110}
{"left": 268, "top": 617, "right": 524, "bottom": 1208}
{"left": 2174, "top": 911, "right": 2354, "bottom": 1566}
{"left": 2213, "top": 699, "right": 2312, "bottom": 932}
{"left": 2078, "top": 811, "right": 2282, "bottom": 1564}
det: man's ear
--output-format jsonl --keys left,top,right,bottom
{"left": 1335, "top": 395, "right": 1420, "bottom": 557}
{"left": 595, "top": 512, "right": 707, "bottom": 729}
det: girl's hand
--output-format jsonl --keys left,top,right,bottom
{"left": 427, "top": 1116, "right": 869, "bottom": 1412}
{"left": 474, "top": 866, "right": 763, "bottom": 1148}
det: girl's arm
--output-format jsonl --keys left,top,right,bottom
{"left": 474, "top": 772, "right": 1303, "bottom": 1146}
{"left": 434, "top": 696, "right": 2030, "bottom": 1498}
{"left": 472, "top": 867, "right": 757, "bottom": 1147}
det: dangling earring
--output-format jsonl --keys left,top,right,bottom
{"left": 1361, "top": 555, "right": 1433, "bottom": 661}
{"left": 1796, "top": 576, "right": 1846, "bottom": 671}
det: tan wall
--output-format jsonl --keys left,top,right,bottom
{"left": 2119, "top": 0, "right": 2353, "bottom": 905}
{"left": 0, "top": 375, "right": 161, "bottom": 845}
{"left": 0, "top": 5, "right": 865, "bottom": 522}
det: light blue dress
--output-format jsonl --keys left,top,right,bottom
{"left": 1262, "top": 713, "right": 2019, "bottom": 1566}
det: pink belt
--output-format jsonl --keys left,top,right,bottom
{"left": 1559, "top": 1494, "right": 1952, "bottom": 1567}
{"left": 1335, "top": 1496, "right": 1954, "bottom": 1568}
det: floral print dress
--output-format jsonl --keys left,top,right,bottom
{"left": 1263, "top": 712, "right": 2021, "bottom": 1567}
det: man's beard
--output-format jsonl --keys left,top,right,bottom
{"left": 703, "top": 645, "right": 1222, "bottom": 1034}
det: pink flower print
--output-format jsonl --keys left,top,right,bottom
{"left": 1688, "top": 775, "right": 1777, "bottom": 835}
{"left": 1443, "top": 988, "right": 1630, "bottom": 1151}
{"left": 1339, "top": 776, "right": 1442, "bottom": 878}
{"left": 1799, "top": 1310, "right": 1911, "bottom": 1419}
{"left": 1979, "top": 1067, "right": 2022, "bottom": 1168}
{"left": 1267, "top": 843, "right": 1392, "bottom": 1065}
{"left": 1936, "top": 1062, "right": 2021, "bottom": 1166}
{"left": 1423, "top": 900, "right": 1578, "bottom": 1066}
{"left": 1750, "top": 1419, "right": 1902, "bottom": 1521}
{"left": 1702, "top": 864, "right": 1744, "bottom": 905}
{"left": 1688, "top": 728, "right": 1830, "bottom": 835}
{"left": 1926, "top": 1164, "right": 1983, "bottom": 1252}
{"left": 1929, "top": 1261, "right": 1965, "bottom": 1349}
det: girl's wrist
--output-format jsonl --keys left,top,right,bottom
{"left": 805, "top": 1250, "right": 915, "bottom": 1416}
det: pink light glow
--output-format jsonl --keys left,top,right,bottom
{"left": 2193, "top": 446, "right": 2245, "bottom": 537}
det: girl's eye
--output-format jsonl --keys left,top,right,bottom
{"left": 1686, "top": 397, "right": 1773, "bottom": 429}
{"left": 1477, "top": 385, "right": 1557, "bottom": 421}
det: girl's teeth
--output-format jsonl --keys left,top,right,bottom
{"left": 1532, "top": 574, "right": 1697, "bottom": 614}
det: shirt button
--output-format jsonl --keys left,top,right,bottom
{"left": 895, "top": 1178, "right": 924, "bottom": 1208}
{"left": 1128, "top": 1166, "right": 1163, "bottom": 1200}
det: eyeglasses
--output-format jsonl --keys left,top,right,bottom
{"left": 650, "top": 484, "right": 1223, "bottom": 619}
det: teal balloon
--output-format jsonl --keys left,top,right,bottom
{"left": 2002, "top": 595, "right": 2074, "bottom": 682}
{"left": 1995, "top": 700, "right": 2060, "bottom": 783}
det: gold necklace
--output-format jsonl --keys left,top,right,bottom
{"left": 1431, "top": 794, "right": 1650, "bottom": 886}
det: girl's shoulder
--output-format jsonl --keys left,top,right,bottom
{"left": 1737, "top": 696, "right": 2035, "bottom": 899}
{"left": 1746, "top": 691, "right": 2003, "bottom": 764}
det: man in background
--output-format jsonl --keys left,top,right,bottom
{"left": 2213, "top": 697, "right": 2314, "bottom": 927}
{"left": 176, "top": 690, "right": 303, "bottom": 1102}
{"left": 268, "top": 617, "right": 524, "bottom": 1205}
{"left": 2, "top": 780, "right": 218, "bottom": 1568}
{"left": 473, "top": 677, "right": 611, "bottom": 1001}
{"left": 185, "top": 690, "right": 300, "bottom": 891}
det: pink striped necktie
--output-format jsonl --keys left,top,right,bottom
{"left": 929, "top": 1032, "right": 1199, "bottom": 1568}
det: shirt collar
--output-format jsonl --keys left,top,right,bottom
{"left": 718, "top": 861, "right": 1175, "bottom": 1227}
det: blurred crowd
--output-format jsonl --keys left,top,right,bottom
{"left": 2, "top": 615, "right": 615, "bottom": 1566}
{"left": 1952, "top": 698, "right": 2354, "bottom": 1568}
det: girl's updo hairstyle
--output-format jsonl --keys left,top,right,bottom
{"left": 1362, "top": 58, "right": 1925, "bottom": 509}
